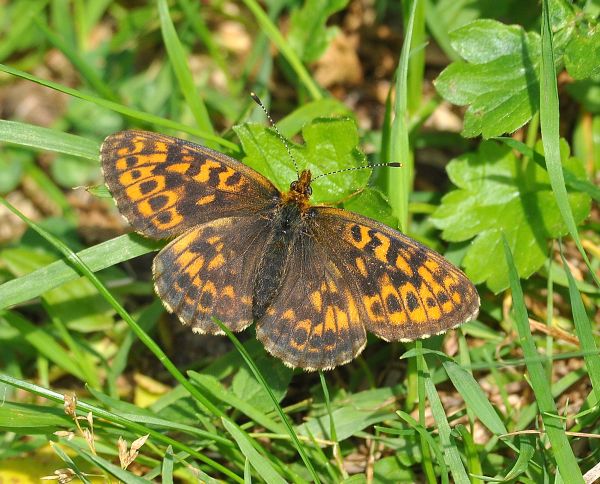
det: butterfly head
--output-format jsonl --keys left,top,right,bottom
{"left": 282, "top": 169, "right": 313, "bottom": 209}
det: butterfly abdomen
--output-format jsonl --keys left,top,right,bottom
{"left": 252, "top": 201, "right": 305, "bottom": 320}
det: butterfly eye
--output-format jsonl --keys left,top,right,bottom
{"left": 306, "top": 186, "right": 312, "bottom": 196}
{"left": 290, "top": 181, "right": 298, "bottom": 190}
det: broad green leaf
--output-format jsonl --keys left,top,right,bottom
{"left": 234, "top": 118, "right": 369, "bottom": 203}
{"left": 343, "top": 187, "right": 399, "bottom": 228}
{"left": 287, "top": 0, "right": 349, "bottom": 62}
{"left": 566, "top": 79, "right": 600, "bottom": 113}
{"left": 430, "top": 140, "right": 590, "bottom": 292}
{"left": 434, "top": 19, "right": 541, "bottom": 138}
{"left": 564, "top": 22, "right": 600, "bottom": 79}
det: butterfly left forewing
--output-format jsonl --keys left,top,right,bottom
{"left": 307, "top": 207, "right": 480, "bottom": 343}
{"left": 101, "top": 130, "right": 279, "bottom": 239}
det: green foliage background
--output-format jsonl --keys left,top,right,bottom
{"left": 0, "top": 0, "right": 598, "bottom": 482}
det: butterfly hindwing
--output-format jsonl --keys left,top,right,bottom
{"left": 101, "top": 130, "right": 279, "bottom": 239}
{"left": 255, "top": 232, "right": 367, "bottom": 370}
{"left": 153, "top": 215, "right": 271, "bottom": 334}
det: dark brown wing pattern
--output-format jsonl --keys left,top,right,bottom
{"left": 100, "top": 130, "right": 278, "bottom": 239}
{"left": 257, "top": 206, "right": 479, "bottom": 370}
{"left": 153, "top": 215, "right": 271, "bottom": 334}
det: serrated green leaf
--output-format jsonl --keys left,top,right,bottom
{"left": 430, "top": 140, "right": 591, "bottom": 292}
{"left": 287, "top": 0, "right": 349, "bottom": 62}
{"left": 234, "top": 118, "right": 369, "bottom": 203}
{"left": 434, "top": 19, "right": 541, "bottom": 138}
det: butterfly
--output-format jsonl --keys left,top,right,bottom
{"left": 100, "top": 129, "right": 479, "bottom": 371}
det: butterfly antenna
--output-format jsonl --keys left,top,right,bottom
{"left": 312, "top": 162, "right": 402, "bottom": 181}
{"left": 250, "top": 92, "right": 300, "bottom": 175}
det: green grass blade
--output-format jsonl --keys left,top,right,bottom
{"left": 157, "top": 0, "right": 215, "bottom": 142}
{"left": 423, "top": 359, "right": 470, "bottom": 484}
{"left": 0, "top": 120, "right": 98, "bottom": 160}
{"left": 539, "top": 0, "right": 599, "bottom": 287}
{"left": 494, "top": 137, "right": 600, "bottom": 202}
{"left": 0, "top": 374, "right": 242, "bottom": 481}
{"left": 0, "top": 0, "right": 48, "bottom": 62}
{"left": 34, "top": 18, "right": 118, "bottom": 102}
{"left": 443, "top": 360, "right": 508, "bottom": 435}
{"left": 560, "top": 244, "right": 600, "bottom": 402}
{"left": 2, "top": 311, "right": 86, "bottom": 381}
{"left": 223, "top": 418, "right": 287, "bottom": 484}
{"left": 213, "top": 318, "right": 321, "bottom": 484}
{"left": 502, "top": 235, "right": 583, "bottom": 482}
{"left": 386, "top": 0, "right": 418, "bottom": 230}
{"left": 241, "top": 0, "right": 322, "bottom": 100}
{"left": 395, "top": 410, "right": 449, "bottom": 484}
{"left": 0, "top": 64, "right": 238, "bottom": 151}
{"left": 0, "top": 234, "right": 160, "bottom": 310}
{"left": 162, "top": 445, "right": 174, "bottom": 484}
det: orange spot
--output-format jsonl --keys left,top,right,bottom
{"left": 395, "top": 254, "right": 413, "bottom": 276}
{"left": 418, "top": 283, "right": 441, "bottom": 320}
{"left": 155, "top": 141, "right": 168, "bottom": 152}
{"left": 125, "top": 176, "right": 165, "bottom": 201}
{"left": 355, "top": 257, "right": 368, "bottom": 277}
{"left": 151, "top": 208, "right": 183, "bottom": 230}
{"left": 334, "top": 306, "right": 349, "bottom": 331}
{"left": 192, "top": 159, "right": 221, "bottom": 183}
{"left": 373, "top": 233, "right": 390, "bottom": 263}
{"left": 217, "top": 167, "right": 240, "bottom": 191}
{"left": 222, "top": 285, "right": 235, "bottom": 298}
{"left": 118, "top": 165, "right": 155, "bottom": 183}
{"left": 197, "top": 194, "right": 216, "bottom": 206}
{"left": 363, "top": 294, "right": 385, "bottom": 322}
{"left": 184, "top": 256, "right": 205, "bottom": 277}
{"left": 138, "top": 191, "right": 178, "bottom": 216}
{"left": 310, "top": 291, "right": 322, "bottom": 313}
{"left": 166, "top": 163, "right": 190, "bottom": 174}
{"left": 345, "top": 291, "right": 360, "bottom": 324}
{"left": 208, "top": 253, "right": 225, "bottom": 270}
{"left": 349, "top": 225, "right": 371, "bottom": 249}
{"left": 177, "top": 249, "right": 197, "bottom": 268}
{"left": 282, "top": 309, "right": 296, "bottom": 320}
{"left": 425, "top": 259, "right": 440, "bottom": 273}
{"left": 326, "top": 279, "right": 338, "bottom": 293}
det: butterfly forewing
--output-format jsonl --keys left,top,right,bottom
{"left": 100, "top": 130, "right": 278, "bottom": 239}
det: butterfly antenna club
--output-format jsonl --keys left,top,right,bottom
{"left": 250, "top": 92, "right": 300, "bottom": 175}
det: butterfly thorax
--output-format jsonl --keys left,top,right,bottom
{"left": 252, "top": 170, "right": 315, "bottom": 320}
{"left": 280, "top": 169, "right": 312, "bottom": 212}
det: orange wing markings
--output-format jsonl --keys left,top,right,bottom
{"left": 101, "top": 130, "right": 280, "bottom": 239}
{"left": 310, "top": 207, "right": 479, "bottom": 342}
